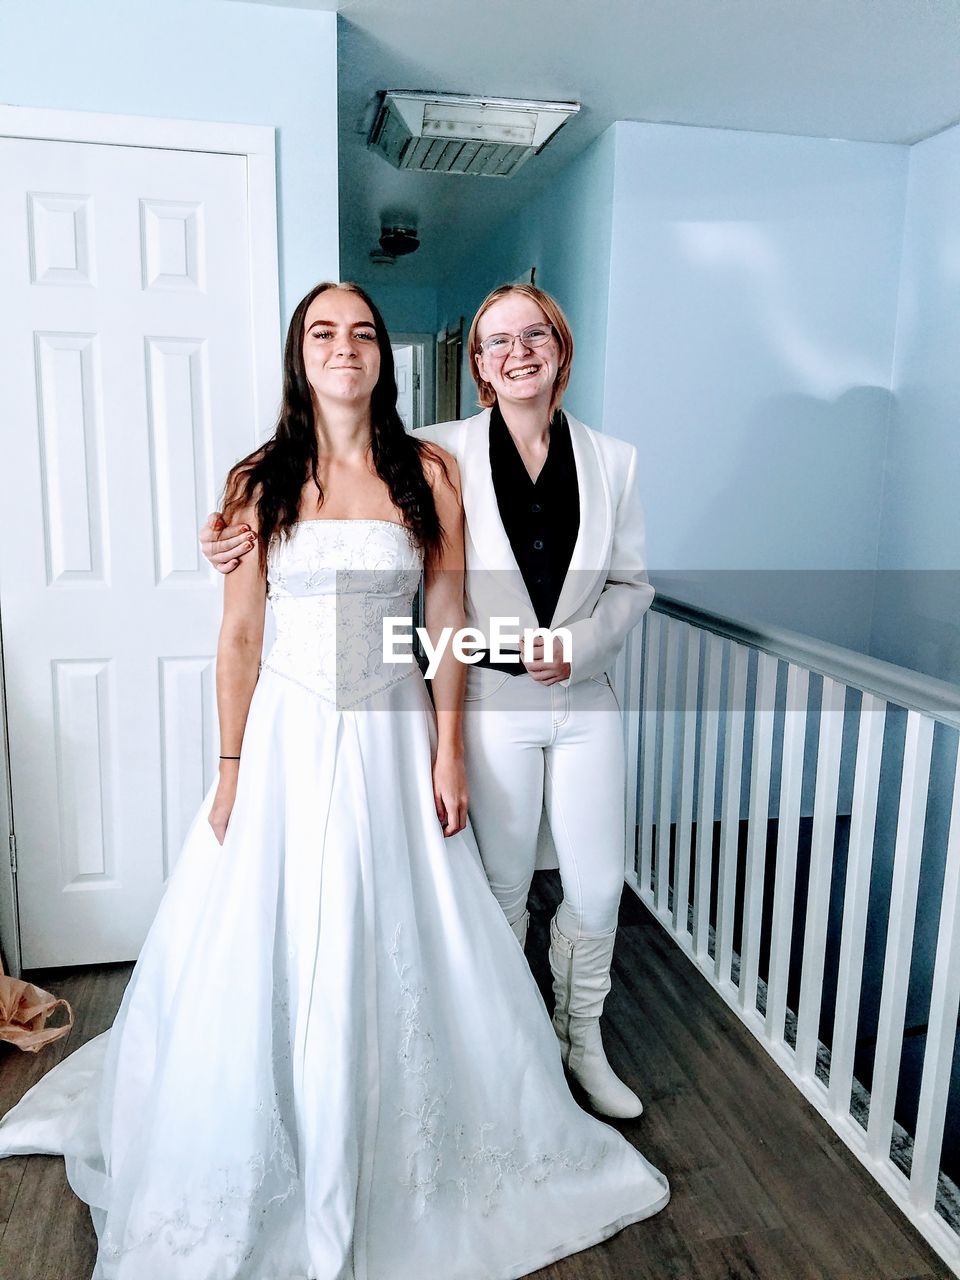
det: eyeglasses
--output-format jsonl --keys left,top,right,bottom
{"left": 478, "top": 324, "right": 556, "bottom": 357}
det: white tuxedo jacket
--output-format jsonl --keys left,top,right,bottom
{"left": 418, "top": 408, "right": 654, "bottom": 684}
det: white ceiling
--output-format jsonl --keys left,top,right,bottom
{"left": 238, "top": 0, "right": 960, "bottom": 284}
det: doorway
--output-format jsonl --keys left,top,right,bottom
{"left": 435, "top": 321, "right": 463, "bottom": 424}
{"left": 390, "top": 334, "right": 434, "bottom": 431}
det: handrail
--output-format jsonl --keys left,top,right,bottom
{"left": 652, "top": 593, "right": 960, "bottom": 731}
{"left": 618, "top": 602, "right": 960, "bottom": 1276}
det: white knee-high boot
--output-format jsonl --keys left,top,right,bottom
{"left": 508, "top": 909, "right": 530, "bottom": 951}
{"left": 549, "top": 915, "right": 643, "bottom": 1119}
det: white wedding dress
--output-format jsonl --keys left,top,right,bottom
{"left": 0, "top": 519, "right": 669, "bottom": 1280}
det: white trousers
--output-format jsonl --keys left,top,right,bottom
{"left": 461, "top": 665, "right": 627, "bottom": 940}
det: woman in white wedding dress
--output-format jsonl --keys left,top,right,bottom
{"left": 0, "top": 282, "right": 668, "bottom": 1280}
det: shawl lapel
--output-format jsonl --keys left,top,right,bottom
{"left": 457, "top": 409, "right": 613, "bottom": 627}
{"left": 549, "top": 413, "right": 613, "bottom": 627}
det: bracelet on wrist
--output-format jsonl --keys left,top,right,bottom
{"left": 219, "top": 755, "right": 241, "bottom": 760}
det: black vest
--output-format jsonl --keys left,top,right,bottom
{"left": 489, "top": 403, "right": 580, "bottom": 629}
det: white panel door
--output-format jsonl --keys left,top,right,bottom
{"left": 392, "top": 343, "right": 415, "bottom": 431}
{"left": 0, "top": 136, "right": 264, "bottom": 967}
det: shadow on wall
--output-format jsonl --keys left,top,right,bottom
{"left": 662, "top": 384, "right": 895, "bottom": 653}
{"left": 652, "top": 387, "right": 960, "bottom": 687}
{"left": 869, "top": 573, "right": 960, "bottom": 686}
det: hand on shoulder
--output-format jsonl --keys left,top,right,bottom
{"left": 200, "top": 461, "right": 263, "bottom": 574}
{"left": 200, "top": 511, "right": 257, "bottom": 574}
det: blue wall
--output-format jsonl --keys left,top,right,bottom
{"left": 0, "top": 0, "right": 339, "bottom": 318}
{"left": 870, "top": 122, "right": 960, "bottom": 684}
{"left": 353, "top": 281, "right": 438, "bottom": 336}
{"left": 597, "top": 122, "right": 910, "bottom": 651}
{"left": 603, "top": 122, "right": 908, "bottom": 576}
{"left": 436, "top": 128, "right": 617, "bottom": 426}
{"left": 882, "top": 121, "right": 960, "bottom": 573}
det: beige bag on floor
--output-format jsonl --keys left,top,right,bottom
{"left": 0, "top": 955, "right": 74, "bottom": 1053}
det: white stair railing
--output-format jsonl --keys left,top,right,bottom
{"left": 613, "top": 597, "right": 960, "bottom": 1277}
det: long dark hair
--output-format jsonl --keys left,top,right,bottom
{"left": 223, "top": 281, "right": 448, "bottom": 563}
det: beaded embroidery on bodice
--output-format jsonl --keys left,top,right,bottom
{"left": 263, "top": 520, "right": 422, "bottom": 708}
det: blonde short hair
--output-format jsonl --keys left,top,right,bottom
{"left": 467, "top": 284, "right": 574, "bottom": 416}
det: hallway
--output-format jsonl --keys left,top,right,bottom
{"left": 0, "top": 870, "right": 949, "bottom": 1280}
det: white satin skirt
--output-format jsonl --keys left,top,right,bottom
{"left": 0, "top": 667, "right": 668, "bottom": 1280}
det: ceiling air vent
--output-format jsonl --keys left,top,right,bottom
{"left": 369, "top": 91, "right": 579, "bottom": 178}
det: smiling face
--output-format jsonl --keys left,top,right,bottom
{"left": 301, "top": 287, "right": 381, "bottom": 412}
{"left": 474, "top": 292, "right": 560, "bottom": 416}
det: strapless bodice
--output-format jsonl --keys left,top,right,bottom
{"left": 262, "top": 520, "right": 422, "bottom": 707}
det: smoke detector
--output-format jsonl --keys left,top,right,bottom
{"left": 369, "top": 91, "right": 579, "bottom": 178}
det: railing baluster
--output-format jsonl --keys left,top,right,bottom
{"left": 619, "top": 622, "right": 644, "bottom": 885}
{"left": 638, "top": 611, "right": 662, "bottom": 899}
{"left": 829, "top": 692, "right": 886, "bottom": 1121}
{"left": 795, "top": 676, "right": 847, "bottom": 1082}
{"left": 867, "top": 711, "right": 935, "bottom": 1162}
{"left": 739, "top": 650, "right": 778, "bottom": 1018}
{"left": 715, "top": 641, "right": 748, "bottom": 985}
{"left": 673, "top": 625, "right": 700, "bottom": 939}
{"left": 693, "top": 633, "right": 723, "bottom": 961}
{"left": 655, "top": 619, "right": 682, "bottom": 915}
{"left": 766, "top": 662, "right": 809, "bottom": 1047}
{"left": 910, "top": 740, "right": 960, "bottom": 1212}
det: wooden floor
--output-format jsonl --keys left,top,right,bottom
{"left": 0, "top": 872, "right": 952, "bottom": 1280}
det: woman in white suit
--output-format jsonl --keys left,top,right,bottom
{"left": 202, "top": 284, "right": 653, "bottom": 1120}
